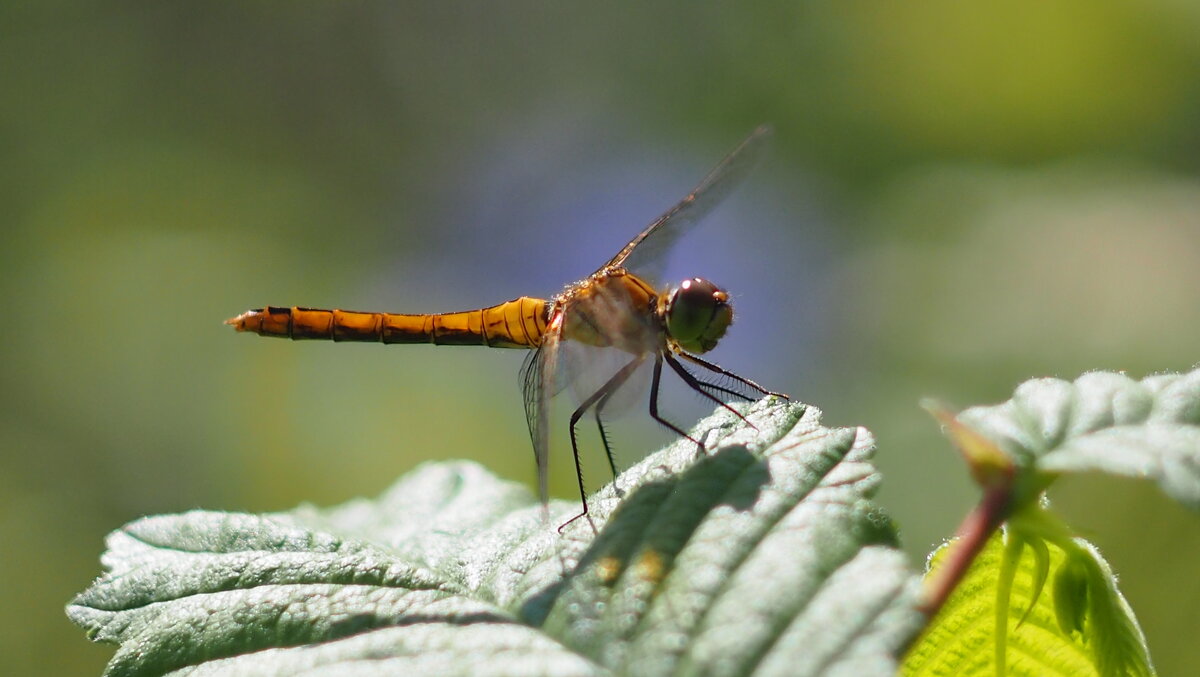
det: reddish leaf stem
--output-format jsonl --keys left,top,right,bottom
{"left": 917, "top": 482, "right": 1013, "bottom": 618}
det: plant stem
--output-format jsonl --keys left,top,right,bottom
{"left": 917, "top": 483, "right": 1013, "bottom": 618}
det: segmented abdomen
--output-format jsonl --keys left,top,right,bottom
{"left": 226, "top": 296, "right": 549, "bottom": 348}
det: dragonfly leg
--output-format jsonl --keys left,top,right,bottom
{"left": 561, "top": 355, "right": 645, "bottom": 533}
{"left": 593, "top": 384, "right": 628, "bottom": 496}
{"left": 685, "top": 370, "right": 757, "bottom": 402}
{"left": 593, "top": 412, "right": 618, "bottom": 482}
{"left": 664, "top": 353, "right": 757, "bottom": 430}
{"left": 650, "top": 354, "right": 705, "bottom": 454}
{"left": 676, "top": 351, "right": 788, "bottom": 399}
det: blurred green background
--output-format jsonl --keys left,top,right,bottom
{"left": 4, "top": 1, "right": 1200, "bottom": 673}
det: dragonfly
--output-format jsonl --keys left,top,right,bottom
{"left": 227, "top": 125, "right": 786, "bottom": 528}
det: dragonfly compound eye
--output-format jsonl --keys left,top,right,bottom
{"left": 666, "top": 278, "right": 733, "bottom": 354}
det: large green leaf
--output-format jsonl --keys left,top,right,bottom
{"left": 68, "top": 398, "right": 925, "bottom": 676}
{"left": 954, "top": 369, "right": 1200, "bottom": 509}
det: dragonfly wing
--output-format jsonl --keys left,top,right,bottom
{"left": 601, "top": 125, "right": 773, "bottom": 282}
{"left": 521, "top": 326, "right": 648, "bottom": 510}
{"left": 557, "top": 340, "right": 653, "bottom": 417}
{"left": 519, "top": 316, "right": 562, "bottom": 507}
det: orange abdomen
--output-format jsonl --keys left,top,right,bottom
{"left": 226, "top": 296, "right": 549, "bottom": 349}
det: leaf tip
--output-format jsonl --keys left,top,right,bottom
{"left": 923, "top": 399, "right": 1014, "bottom": 489}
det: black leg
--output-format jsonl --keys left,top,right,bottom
{"left": 664, "top": 353, "right": 756, "bottom": 429}
{"left": 592, "top": 356, "right": 646, "bottom": 481}
{"left": 649, "top": 354, "right": 704, "bottom": 452}
{"left": 687, "top": 371, "right": 757, "bottom": 402}
{"left": 593, "top": 394, "right": 619, "bottom": 481}
{"left": 676, "top": 351, "right": 788, "bottom": 399}
{"left": 560, "top": 355, "right": 645, "bottom": 532}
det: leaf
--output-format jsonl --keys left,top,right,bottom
{"left": 923, "top": 400, "right": 1014, "bottom": 489}
{"left": 68, "top": 398, "right": 925, "bottom": 677}
{"left": 902, "top": 528, "right": 1154, "bottom": 677}
{"left": 954, "top": 369, "right": 1200, "bottom": 510}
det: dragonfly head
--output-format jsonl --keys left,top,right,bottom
{"left": 665, "top": 278, "right": 733, "bottom": 354}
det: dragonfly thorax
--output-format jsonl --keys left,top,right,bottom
{"left": 663, "top": 277, "right": 733, "bottom": 354}
{"left": 557, "top": 269, "right": 663, "bottom": 355}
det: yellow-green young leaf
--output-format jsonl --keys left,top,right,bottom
{"left": 1052, "top": 553, "right": 1090, "bottom": 638}
{"left": 902, "top": 529, "right": 1154, "bottom": 677}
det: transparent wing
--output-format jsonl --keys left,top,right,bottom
{"left": 523, "top": 324, "right": 661, "bottom": 507}
{"left": 600, "top": 125, "right": 773, "bottom": 283}
{"left": 557, "top": 340, "right": 653, "bottom": 417}
{"left": 519, "top": 316, "right": 562, "bottom": 507}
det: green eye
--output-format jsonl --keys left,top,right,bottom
{"left": 665, "top": 278, "right": 733, "bottom": 354}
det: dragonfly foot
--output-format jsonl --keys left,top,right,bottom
{"left": 557, "top": 510, "right": 599, "bottom": 536}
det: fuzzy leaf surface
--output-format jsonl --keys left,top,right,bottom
{"left": 69, "top": 399, "right": 923, "bottom": 676}
{"left": 954, "top": 369, "right": 1200, "bottom": 509}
